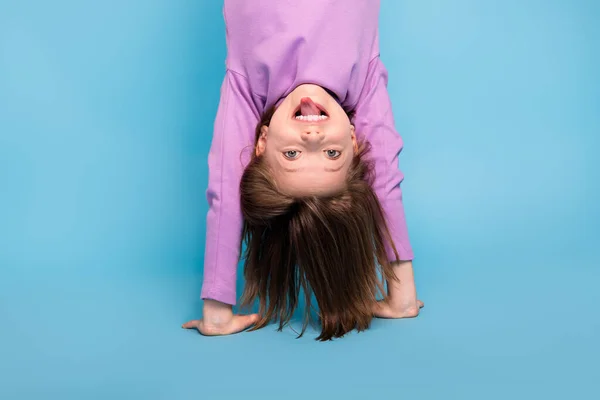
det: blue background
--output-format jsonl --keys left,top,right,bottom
{"left": 1, "top": 0, "right": 598, "bottom": 398}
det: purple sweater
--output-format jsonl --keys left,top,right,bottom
{"left": 201, "top": 0, "right": 414, "bottom": 305}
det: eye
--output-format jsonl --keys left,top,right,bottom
{"left": 325, "top": 150, "right": 341, "bottom": 159}
{"left": 283, "top": 150, "right": 301, "bottom": 159}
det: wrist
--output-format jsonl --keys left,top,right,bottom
{"left": 203, "top": 299, "right": 233, "bottom": 313}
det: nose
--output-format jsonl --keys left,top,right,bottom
{"left": 301, "top": 129, "right": 322, "bottom": 142}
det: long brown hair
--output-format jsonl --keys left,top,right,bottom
{"left": 239, "top": 106, "right": 399, "bottom": 341}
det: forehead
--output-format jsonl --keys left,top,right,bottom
{"left": 272, "top": 168, "right": 348, "bottom": 197}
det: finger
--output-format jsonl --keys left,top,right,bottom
{"left": 372, "top": 301, "right": 383, "bottom": 315}
{"left": 182, "top": 320, "right": 200, "bottom": 329}
{"left": 228, "top": 313, "right": 260, "bottom": 334}
{"left": 373, "top": 302, "right": 394, "bottom": 319}
{"left": 373, "top": 310, "right": 395, "bottom": 319}
{"left": 418, "top": 300, "right": 424, "bottom": 308}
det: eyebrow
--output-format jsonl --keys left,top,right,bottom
{"left": 283, "top": 164, "right": 345, "bottom": 173}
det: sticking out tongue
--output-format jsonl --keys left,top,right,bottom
{"left": 300, "top": 97, "right": 321, "bottom": 116}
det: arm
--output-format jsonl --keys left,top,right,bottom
{"left": 201, "top": 70, "right": 261, "bottom": 306}
{"left": 354, "top": 57, "right": 423, "bottom": 318}
{"left": 353, "top": 56, "right": 414, "bottom": 263}
{"left": 183, "top": 70, "right": 262, "bottom": 335}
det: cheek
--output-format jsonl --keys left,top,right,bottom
{"left": 328, "top": 124, "right": 353, "bottom": 140}
{"left": 266, "top": 119, "right": 290, "bottom": 140}
{"left": 269, "top": 106, "right": 293, "bottom": 136}
{"left": 327, "top": 110, "right": 352, "bottom": 137}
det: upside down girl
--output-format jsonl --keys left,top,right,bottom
{"left": 183, "top": 0, "right": 423, "bottom": 341}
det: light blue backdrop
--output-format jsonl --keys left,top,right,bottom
{"left": 1, "top": 1, "right": 598, "bottom": 399}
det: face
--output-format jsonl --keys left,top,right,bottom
{"left": 256, "top": 84, "right": 357, "bottom": 197}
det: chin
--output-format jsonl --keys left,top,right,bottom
{"left": 293, "top": 84, "right": 328, "bottom": 97}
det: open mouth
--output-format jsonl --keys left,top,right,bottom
{"left": 293, "top": 97, "right": 329, "bottom": 122}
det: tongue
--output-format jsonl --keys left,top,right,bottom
{"left": 300, "top": 97, "right": 321, "bottom": 116}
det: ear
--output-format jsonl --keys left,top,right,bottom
{"left": 255, "top": 125, "right": 268, "bottom": 156}
{"left": 350, "top": 125, "right": 358, "bottom": 153}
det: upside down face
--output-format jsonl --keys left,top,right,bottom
{"left": 256, "top": 84, "right": 357, "bottom": 197}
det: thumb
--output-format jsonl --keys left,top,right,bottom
{"left": 229, "top": 313, "right": 261, "bottom": 334}
{"left": 182, "top": 320, "right": 200, "bottom": 329}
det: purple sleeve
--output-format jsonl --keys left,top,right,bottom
{"left": 353, "top": 57, "right": 414, "bottom": 262}
{"left": 200, "top": 70, "right": 260, "bottom": 305}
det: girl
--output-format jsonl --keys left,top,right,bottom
{"left": 183, "top": 0, "right": 423, "bottom": 340}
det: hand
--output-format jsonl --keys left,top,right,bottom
{"left": 373, "top": 260, "right": 424, "bottom": 319}
{"left": 182, "top": 299, "right": 260, "bottom": 336}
